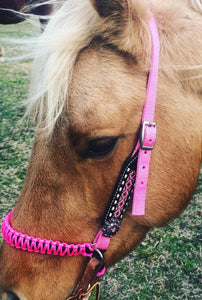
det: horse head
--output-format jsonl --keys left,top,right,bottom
{"left": 0, "top": 0, "right": 201, "bottom": 299}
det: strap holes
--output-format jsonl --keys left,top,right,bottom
{"left": 144, "top": 151, "right": 147, "bottom": 154}
{"left": 142, "top": 166, "right": 146, "bottom": 169}
{"left": 141, "top": 181, "right": 144, "bottom": 185}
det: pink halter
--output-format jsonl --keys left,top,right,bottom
{"left": 93, "top": 16, "right": 160, "bottom": 253}
{"left": 1, "top": 16, "right": 160, "bottom": 277}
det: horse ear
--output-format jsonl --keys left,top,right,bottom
{"left": 90, "top": 0, "right": 125, "bottom": 18}
{"left": 90, "top": 0, "right": 150, "bottom": 61}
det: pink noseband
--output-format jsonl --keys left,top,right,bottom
{"left": 1, "top": 16, "right": 160, "bottom": 277}
{"left": 2, "top": 211, "right": 94, "bottom": 257}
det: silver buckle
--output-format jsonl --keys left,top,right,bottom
{"left": 140, "top": 121, "right": 156, "bottom": 150}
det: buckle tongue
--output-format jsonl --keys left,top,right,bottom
{"left": 140, "top": 121, "right": 156, "bottom": 150}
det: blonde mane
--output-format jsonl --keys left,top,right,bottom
{"left": 26, "top": 0, "right": 100, "bottom": 135}
{"left": 26, "top": 0, "right": 201, "bottom": 136}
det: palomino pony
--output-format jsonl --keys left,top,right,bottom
{"left": 0, "top": 0, "right": 201, "bottom": 299}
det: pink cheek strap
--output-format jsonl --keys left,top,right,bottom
{"left": 132, "top": 16, "right": 160, "bottom": 216}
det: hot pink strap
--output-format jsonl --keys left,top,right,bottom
{"left": 132, "top": 17, "right": 160, "bottom": 216}
{"left": 93, "top": 229, "right": 110, "bottom": 250}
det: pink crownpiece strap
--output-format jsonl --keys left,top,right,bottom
{"left": 132, "top": 17, "right": 160, "bottom": 216}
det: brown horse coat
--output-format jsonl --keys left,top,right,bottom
{"left": 0, "top": 0, "right": 201, "bottom": 299}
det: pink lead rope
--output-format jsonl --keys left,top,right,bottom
{"left": 132, "top": 16, "right": 160, "bottom": 216}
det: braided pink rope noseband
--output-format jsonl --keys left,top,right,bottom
{"left": 2, "top": 211, "right": 94, "bottom": 257}
{"left": 1, "top": 16, "right": 160, "bottom": 272}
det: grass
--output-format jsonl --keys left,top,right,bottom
{"left": 0, "top": 21, "right": 36, "bottom": 217}
{"left": 0, "top": 22, "right": 201, "bottom": 300}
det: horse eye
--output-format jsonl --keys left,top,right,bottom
{"left": 82, "top": 137, "right": 120, "bottom": 158}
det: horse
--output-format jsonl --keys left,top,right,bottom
{"left": 0, "top": 0, "right": 56, "bottom": 56}
{"left": 0, "top": 0, "right": 53, "bottom": 24}
{"left": 0, "top": 0, "right": 201, "bottom": 299}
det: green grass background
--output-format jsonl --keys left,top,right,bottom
{"left": 0, "top": 21, "right": 201, "bottom": 300}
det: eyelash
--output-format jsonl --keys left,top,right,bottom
{"left": 81, "top": 136, "right": 120, "bottom": 159}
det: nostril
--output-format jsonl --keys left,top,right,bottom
{"left": 4, "top": 291, "right": 20, "bottom": 300}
